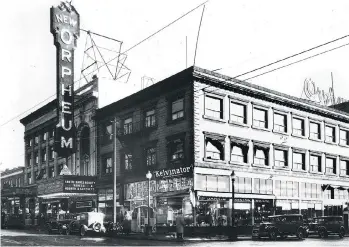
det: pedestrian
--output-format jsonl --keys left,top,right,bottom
{"left": 176, "top": 211, "right": 185, "bottom": 240}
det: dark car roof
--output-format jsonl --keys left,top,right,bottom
{"left": 268, "top": 214, "right": 303, "bottom": 218}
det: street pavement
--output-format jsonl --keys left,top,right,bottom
{"left": 1, "top": 228, "right": 348, "bottom": 246}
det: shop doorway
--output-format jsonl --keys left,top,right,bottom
{"left": 131, "top": 206, "right": 154, "bottom": 232}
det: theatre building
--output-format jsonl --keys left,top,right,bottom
{"left": 18, "top": 79, "right": 99, "bottom": 226}
{"left": 97, "top": 66, "right": 349, "bottom": 233}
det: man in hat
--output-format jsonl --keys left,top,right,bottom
{"left": 176, "top": 211, "right": 185, "bottom": 240}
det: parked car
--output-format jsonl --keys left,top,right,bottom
{"left": 305, "top": 216, "right": 345, "bottom": 238}
{"left": 47, "top": 212, "right": 106, "bottom": 236}
{"left": 252, "top": 214, "right": 307, "bottom": 240}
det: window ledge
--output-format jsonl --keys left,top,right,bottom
{"left": 291, "top": 133, "right": 306, "bottom": 139}
{"left": 324, "top": 140, "right": 337, "bottom": 145}
{"left": 272, "top": 129, "right": 288, "bottom": 135}
{"left": 228, "top": 161, "right": 249, "bottom": 166}
{"left": 273, "top": 166, "right": 290, "bottom": 171}
{"left": 309, "top": 171, "right": 323, "bottom": 175}
{"left": 339, "top": 174, "right": 349, "bottom": 178}
{"left": 228, "top": 120, "right": 249, "bottom": 128}
{"left": 252, "top": 164, "right": 270, "bottom": 169}
{"left": 338, "top": 143, "right": 349, "bottom": 148}
{"left": 309, "top": 137, "right": 323, "bottom": 143}
{"left": 325, "top": 173, "right": 338, "bottom": 177}
{"left": 203, "top": 158, "right": 227, "bottom": 164}
{"left": 166, "top": 117, "right": 185, "bottom": 125}
{"left": 202, "top": 115, "right": 226, "bottom": 123}
{"left": 251, "top": 126, "right": 270, "bottom": 132}
{"left": 291, "top": 169, "right": 307, "bottom": 173}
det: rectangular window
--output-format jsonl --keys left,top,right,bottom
{"left": 169, "top": 139, "right": 184, "bottom": 162}
{"left": 104, "top": 124, "right": 113, "bottom": 142}
{"left": 35, "top": 136, "right": 39, "bottom": 144}
{"left": 35, "top": 152, "right": 39, "bottom": 165}
{"left": 50, "top": 129, "right": 55, "bottom": 139}
{"left": 254, "top": 178, "right": 272, "bottom": 194}
{"left": 205, "top": 136, "right": 224, "bottom": 160}
{"left": 49, "top": 147, "right": 54, "bottom": 160}
{"left": 325, "top": 125, "right": 336, "bottom": 143}
{"left": 340, "top": 129, "right": 349, "bottom": 145}
{"left": 274, "top": 149, "right": 287, "bottom": 167}
{"left": 42, "top": 149, "right": 47, "bottom": 162}
{"left": 145, "top": 109, "right": 156, "bottom": 128}
{"left": 253, "top": 108, "right": 268, "bottom": 128}
{"left": 230, "top": 102, "right": 247, "bottom": 124}
{"left": 58, "top": 164, "right": 63, "bottom": 175}
{"left": 253, "top": 146, "right": 269, "bottom": 166}
{"left": 205, "top": 95, "right": 223, "bottom": 119}
{"left": 124, "top": 153, "right": 133, "bottom": 171}
{"left": 171, "top": 98, "right": 184, "bottom": 120}
{"left": 104, "top": 157, "right": 112, "bottom": 174}
{"left": 41, "top": 168, "right": 46, "bottom": 179}
{"left": 146, "top": 147, "right": 156, "bottom": 167}
{"left": 310, "top": 154, "right": 321, "bottom": 173}
{"left": 340, "top": 160, "right": 349, "bottom": 176}
{"left": 27, "top": 155, "right": 31, "bottom": 167}
{"left": 123, "top": 118, "right": 133, "bottom": 135}
{"left": 292, "top": 118, "right": 305, "bottom": 136}
{"left": 236, "top": 177, "right": 252, "bottom": 193}
{"left": 28, "top": 173, "right": 32, "bottom": 184}
{"left": 274, "top": 113, "right": 287, "bottom": 132}
{"left": 230, "top": 142, "right": 248, "bottom": 163}
{"left": 28, "top": 139, "right": 32, "bottom": 147}
{"left": 49, "top": 167, "right": 54, "bottom": 178}
{"left": 309, "top": 122, "right": 321, "bottom": 140}
{"left": 293, "top": 152, "right": 305, "bottom": 170}
{"left": 326, "top": 157, "right": 336, "bottom": 174}
{"left": 43, "top": 132, "right": 47, "bottom": 141}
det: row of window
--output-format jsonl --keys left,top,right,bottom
{"left": 204, "top": 134, "right": 349, "bottom": 176}
{"left": 235, "top": 177, "right": 349, "bottom": 199}
{"left": 204, "top": 94, "right": 349, "bottom": 145}
{"left": 26, "top": 164, "right": 63, "bottom": 184}
{"left": 2, "top": 178, "right": 22, "bottom": 188}
{"left": 26, "top": 147, "right": 55, "bottom": 166}
{"left": 102, "top": 98, "right": 185, "bottom": 143}
{"left": 26, "top": 130, "right": 55, "bottom": 147}
{"left": 102, "top": 138, "right": 184, "bottom": 174}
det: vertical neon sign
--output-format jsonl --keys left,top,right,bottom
{"left": 50, "top": 1, "right": 80, "bottom": 157}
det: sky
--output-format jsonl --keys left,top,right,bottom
{"left": 1, "top": 0, "right": 349, "bottom": 171}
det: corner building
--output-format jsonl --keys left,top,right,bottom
{"left": 97, "top": 66, "right": 349, "bottom": 233}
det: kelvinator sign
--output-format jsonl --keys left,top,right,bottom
{"left": 153, "top": 166, "right": 193, "bottom": 179}
{"left": 50, "top": 2, "right": 80, "bottom": 157}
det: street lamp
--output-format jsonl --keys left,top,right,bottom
{"left": 231, "top": 170, "right": 237, "bottom": 240}
{"left": 145, "top": 170, "right": 152, "bottom": 236}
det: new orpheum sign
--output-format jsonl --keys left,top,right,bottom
{"left": 50, "top": 1, "right": 80, "bottom": 157}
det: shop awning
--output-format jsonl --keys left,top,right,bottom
{"left": 38, "top": 192, "right": 96, "bottom": 199}
{"left": 197, "top": 191, "right": 231, "bottom": 198}
{"left": 154, "top": 189, "right": 189, "bottom": 198}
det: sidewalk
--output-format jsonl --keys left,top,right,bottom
{"left": 114, "top": 232, "right": 252, "bottom": 242}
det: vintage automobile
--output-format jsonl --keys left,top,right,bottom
{"left": 252, "top": 214, "right": 307, "bottom": 240}
{"left": 47, "top": 212, "right": 106, "bottom": 236}
{"left": 306, "top": 216, "right": 345, "bottom": 238}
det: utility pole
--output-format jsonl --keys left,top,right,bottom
{"left": 113, "top": 117, "right": 117, "bottom": 224}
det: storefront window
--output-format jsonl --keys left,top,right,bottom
{"left": 275, "top": 199, "right": 299, "bottom": 215}
{"left": 254, "top": 199, "right": 273, "bottom": 224}
{"left": 301, "top": 201, "right": 322, "bottom": 219}
{"left": 234, "top": 199, "right": 252, "bottom": 226}
{"left": 196, "top": 199, "right": 229, "bottom": 227}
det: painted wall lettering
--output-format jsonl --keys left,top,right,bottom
{"left": 50, "top": 1, "right": 80, "bottom": 157}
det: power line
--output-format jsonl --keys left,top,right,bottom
{"left": 0, "top": 1, "right": 209, "bottom": 128}
{"left": 244, "top": 41, "right": 349, "bottom": 81}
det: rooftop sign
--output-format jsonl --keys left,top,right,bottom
{"left": 303, "top": 78, "right": 348, "bottom": 106}
{"left": 50, "top": 1, "right": 80, "bottom": 157}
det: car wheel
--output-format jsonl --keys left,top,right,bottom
{"left": 269, "top": 229, "right": 278, "bottom": 241}
{"left": 80, "top": 226, "right": 86, "bottom": 237}
{"left": 339, "top": 227, "right": 345, "bottom": 238}
{"left": 280, "top": 234, "right": 287, "bottom": 240}
{"left": 297, "top": 228, "right": 304, "bottom": 240}
{"left": 318, "top": 229, "right": 327, "bottom": 239}
{"left": 58, "top": 225, "right": 64, "bottom": 235}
